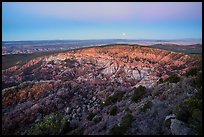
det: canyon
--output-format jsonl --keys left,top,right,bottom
{"left": 2, "top": 44, "right": 202, "bottom": 135}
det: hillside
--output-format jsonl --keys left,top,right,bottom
{"left": 2, "top": 44, "right": 202, "bottom": 135}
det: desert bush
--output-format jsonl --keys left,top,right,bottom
{"left": 157, "top": 78, "right": 164, "bottom": 84}
{"left": 140, "top": 101, "right": 152, "bottom": 112}
{"left": 104, "top": 91, "right": 124, "bottom": 106}
{"left": 195, "top": 72, "right": 202, "bottom": 88}
{"left": 87, "top": 112, "right": 96, "bottom": 121}
{"left": 175, "top": 103, "right": 191, "bottom": 123}
{"left": 131, "top": 85, "right": 146, "bottom": 103}
{"left": 23, "top": 61, "right": 43, "bottom": 75}
{"left": 184, "top": 67, "right": 198, "bottom": 77}
{"left": 110, "top": 113, "right": 133, "bottom": 135}
{"left": 135, "top": 57, "right": 140, "bottom": 61}
{"left": 194, "top": 88, "right": 202, "bottom": 100}
{"left": 110, "top": 106, "right": 118, "bottom": 116}
{"left": 176, "top": 94, "right": 202, "bottom": 135}
{"left": 124, "top": 107, "right": 132, "bottom": 113}
{"left": 164, "top": 73, "right": 180, "bottom": 83}
{"left": 184, "top": 98, "right": 202, "bottom": 113}
{"left": 27, "top": 113, "right": 67, "bottom": 135}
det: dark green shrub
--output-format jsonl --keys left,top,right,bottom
{"left": 140, "top": 101, "right": 152, "bottom": 112}
{"left": 110, "top": 114, "right": 133, "bottom": 135}
{"left": 184, "top": 98, "right": 202, "bottom": 112}
{"left": 110, "top": 106, "right": 118, "bottom": 116}
{"left": 23, "top": 61, "right": 43, "bottom": 75}
{"left": 27, "top": 113, "right": 67, "bottom": 135}
{"left": 135, "top": 57, "right": 140, "bottom": 61}
{"left": 64, "top": 59, "right": 77, "bottom": 68}
{"left": 157, "top": 78, "right": 164, "bottom": 84}
{"left": 175, "top": 87, "right": 202, "bottom": 135}
{"left": 176, "top": 98, "right": 202, "bottom": 123}
{"left": 164, "top": 73, "right": 180, "bottom": 83}
{"left": 124, "top": 107, "right": 132, "bottom": 113}
{"left": 195, "top": 72, "right": 202, "bottom": 88}
{"left": 87, "top": 112, "right": 96, "bottom": 121}
{"left": 175, "top": 103, "right": 191, "bottom": 123}
{"left": 194, "top": 88, "right": 202, "bottom": 100}
{"left": 110, "top": 124, "right": 122, "bottom": 135}
{"left": 185, "top": 67, "right": 198, "bottom": 77}
{"left": 131, "top": 85, "right": 146, "bottom": 103}
{"left": 104, "top": 91, "right": 124, "bottom": 106}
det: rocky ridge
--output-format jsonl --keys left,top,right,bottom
{"left": 2, "top": 44, "right": 201, "bottom": 135}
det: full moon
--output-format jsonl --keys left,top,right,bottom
{"left": 122, "top": 33, "right": 126, "bottom": 36}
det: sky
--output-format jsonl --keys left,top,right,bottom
{"left": 2, "top": 2, "right": 202, "bottom": 41}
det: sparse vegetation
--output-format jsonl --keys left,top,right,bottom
{"left": 185, "top": 67, "right": 198, "bottom": 77}
{"left": 175, "top": 89, "right": 202, "bottom": 135}
{"left": 135, "top": 57, "right": 140, "bottom": 61}
{"left": 110, "top": 106, "right": 118, "bottom": 116}
{"left": 124, "top": 107, "right": 132, "bottom": 113}
{"left": 194, "top": 72, "right": 202, "bottom": 88}
{"left": 164, "top": 73, "right": 180, "bottom": 83}
{"left": 27, "top": 113, "right": 68, "bottom": 135}
{"left": 157, "top": 78, "right": 164, "bottom": 84}
{"left": 23, "top": 61, "right": 43, "bottom": 75}
{"left": 2, "top": 51, "right": 63, "bottom": 70}
{"left": 131, "top": 85, "right": 146, "bottom": 103}
{"left": 87, "top": 112, "right": 97, "bottom": 121}
{"left": 104, "top": 91, "right": 124, "bottom": 106}
{"left": 140, "top": 101, "right": 152, "bottom": 112}
{"left": 110, "top": 113, "right": 133, "bottom": 135}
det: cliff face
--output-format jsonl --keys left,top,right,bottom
{"left": 3, "top": 45, "right": 197, "bottom": 88}
{"left": 2, "top": 45, "right": 201, "bottom": 135}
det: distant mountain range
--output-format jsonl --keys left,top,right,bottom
{"left": 2, "top": 38, "right": 202, "bottom": 45}
{"left": 2, "top": 39, "right": 202, "bottom": 55}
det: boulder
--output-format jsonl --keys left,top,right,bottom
{"left": 170, "top": 119, "right": 193, "bottom": 135}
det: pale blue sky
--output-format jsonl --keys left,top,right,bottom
{"left": 2, "top": 2, "right": 202, "bottom": 41}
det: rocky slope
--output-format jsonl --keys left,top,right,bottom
{"left": 2, "top": 44, "right": 202, "bottom": 135}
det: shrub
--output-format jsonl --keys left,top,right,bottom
{"left": 110, "top": 114, "right": 133, "bottom": 135}
{"left": 194, "top": 88, "right": 202, "bottom": 100}
{"left": 175, "top": 84, "right": 202, "bottom": 135}
{"left": 110, "top": 124, "right": 122, "bottom": 135}
{"left": 110, "top": 106, "right": 118, "bottom": 116}
{"left": 87, "top": 112, "right": 96, "bottom": 121}
{"left": 175, "top": 103, "right": 191, "bottom": 123}
{"left": 195, "top": 72, "right": 202, "bottom": 88}
{"left": 23, "top": 61, "right": 43, "bottom": 75}
{"left": 157, "top": 78, "right": 164, "bottom": 84}
{"left": 124, "top": 107, "right": 132, "bottom": 113}
{"left": 27, "top": 113, "right": 67, "bottom": 135}
{"left": 185, "top": 67, "right": 198, "bottom": 77}
{"left": 104, "top": 91, "right": 124, "bottom": 106}
{"left": 164, "top": 73, "right": 180, "bottom": 83}
{"left": 184, "top": 98, "right": 202, "bottom": 113}
{"left": 140, "top": 101, "right": 152, "bottom": 112}
{"left": 135, "top": 57, "right": 140, "bottom": 61}
{"left": 131, "top": 85, "right": 146, "bottom": 103}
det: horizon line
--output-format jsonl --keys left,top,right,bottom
{"left": 2, "top": 38, "right": 202, "bottom": 42}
